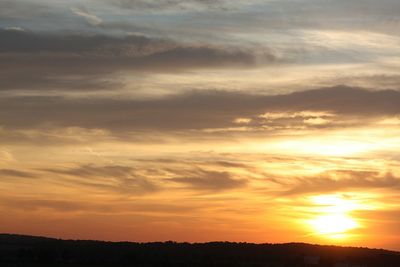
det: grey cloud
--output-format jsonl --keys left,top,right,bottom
{"left": 108, "top": 0, "right": 400, "bottom": 21}
{"left": 0, "top": 73, "right": 122, "bottom": 92}
{"left": 304, "top": 0, "right": 400, "bottom": 18}
{"left": 0, "top": 29, "right": 169, "bottom": 54}
{"left": 106, "top": 0, "right": 229, "bottom": 11}
{"left": 0, "top": 1, "right": 50, "bottom": 19}
{"left": 169, "top": 170, "right": 247, "bottom": 191}
{"left": 0, "top": 30, "right": 260, "bottom": 92}
{"left": 0, "top": 86, "right": 399, "bottom": 133}
{"left": 230, "top": 0, "right": 400, "bottom": 32}
{"left": 3, "top": 0, "right": 400, "bottom": 40}
{"left": 0, "top": 1, "right": 100, "bottom": 33}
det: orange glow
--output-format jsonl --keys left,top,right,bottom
{"left": 302, "top": 194, "right": 380, "bottom": 241}
{"left": 310, "top": 213, "right": 358, "bottom": 238}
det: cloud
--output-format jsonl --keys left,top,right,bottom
{"left": 4, "top": 26, "right": 24, "bottom": 32}
{"left": 0, "top": 150, "right": 15, "bottom": 162}
{"left": 0, "top": 86, "right": 399, "bottom": 134}
{"left": 0, "top": 29, "right": 169, "bottom": 54}
{"left": 0, "top": 196, "right": 202, "bottom": 214}
{"left": 0, "top": 29, "right": 261, "bottom": 92}
{"left": 42, "top": 165, "right": 159, "bottom": 195}
{"left": 0, "top": 127, "right": 114, "bottom": 146}
{"left": 169, "top": 170, "right": 247, "bottom": 191}
{"left": 70, "top": 7, "right": 102, "bottom": 26}
{"left": 283, "top": 171, "right": 400, "bottom": 196}
{"left": 0, "top": 1, "right": 50, "bottom": 19}
{"left": 43, "top": 164, "right": 136, "bottom": 178}
{"left": 0, "top": 198, "right": 93, "bottom": 212}
{"left": 0, "top": 169, "right": 37, "bottom": 179}
{"left": 23, "top": 162, "right": 249, "bottom": 194}
{"left": 107, "top": 0, "right": 230, "bottom": 11}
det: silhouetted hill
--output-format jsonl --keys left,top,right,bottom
{"left": 1, "top": 234, "right": 399, "bottom": 267}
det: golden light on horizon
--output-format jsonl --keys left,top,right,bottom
{"left": 310, "top": 214, "right": 358, "bottom": 239}
{"left": 306, "top": 194, "right": 366, "bottom": 240}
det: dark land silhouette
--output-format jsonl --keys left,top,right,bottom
{"left": 1, "top": 234, "right": 399, "bottom": 267}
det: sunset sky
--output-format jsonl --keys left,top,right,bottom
{"left": 1, "top": 0, "right": 400, "bottom": 251}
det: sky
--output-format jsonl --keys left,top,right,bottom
{"left": 1, "top": 0, "right": 400, "bottom": 251}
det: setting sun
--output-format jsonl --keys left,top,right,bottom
{"left": 305, "top": 194, "right": 366, "bottom": 240}
{"left": 310, "top": 214, "right": 358, "bottom": 238}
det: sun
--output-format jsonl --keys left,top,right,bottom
{"left": 307, "top": 195, "right": 361, "bottom": 239}
{"left": 310, "top": 214, "right": 358, "bottom": 238}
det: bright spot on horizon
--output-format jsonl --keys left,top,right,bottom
{"left": 311, "top": 214, "right": 358, "bottom": 238}
{"left": 307, "top": 195, "right": 363, "bottom": 240}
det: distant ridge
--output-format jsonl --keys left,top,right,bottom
{"left": 1, "top": 233, "right": 399, "bottom": 266}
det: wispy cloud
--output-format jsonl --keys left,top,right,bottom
{"left": 70, "top": 7, "right": 102, "bottom": 26}
{"left": 169, "top": 170, "right": 247, "bottom": 191}
{"left": 0, "top": 87, "right": 399, "bottom": 135}
{"left": 0, "top": 169, "right": 37, "bottom": 179}
{"left": 282, "top": 171, "right": 400, "bottom": 196}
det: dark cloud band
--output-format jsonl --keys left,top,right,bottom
{"left": 0, "top": 87, "right": 399, "bottom": 132}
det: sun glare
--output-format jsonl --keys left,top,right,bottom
{"left": 311, "top": 214, "right": 358, "bottom": 237}
{"left": 307, "top": 195, "right": 362, "bottom": 239}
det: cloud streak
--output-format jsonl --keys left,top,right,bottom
{"left": 71, "top": 8, "right": 102, "bottom": 26}
{"left": 0, "top": 29, "right": 264, "bottom": 92}
{"left": 42, "top": 165, "right": 159, "bottom": 195}
{"left": 0, "top": 169, "right": 37, "bottom": 179}
{"left": 169, "top": 170, "right": 247, "bottom": 191}
{"left": 106, "top": 0, "right": 233, "bottom": 11}
{"left": 0, "top": 87, "right": 399, "bottom": 133}
{"left": 283, "top": 171, "right": 400, "bottom": 196}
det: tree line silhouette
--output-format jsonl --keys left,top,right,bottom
{"left": 1, "top": 234, "right": 399, "bottom": 267}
